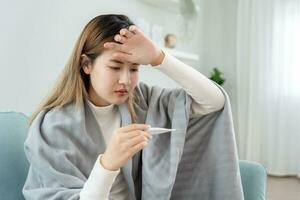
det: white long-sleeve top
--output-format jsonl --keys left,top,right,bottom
{"left": 79, "top": 53, "right": 225, "bottom": 200}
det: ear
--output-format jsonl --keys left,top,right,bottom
{"left": 81, "top": 54, "right": 92, "bottom": 74}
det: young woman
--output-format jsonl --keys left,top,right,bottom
{"left": 23, "top": 14, "right": 226, "bottom": 199}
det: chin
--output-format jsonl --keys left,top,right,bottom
{"left": 111, "top": 97, "right": 129, "bottom": 105}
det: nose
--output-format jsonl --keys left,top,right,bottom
{"left": 118, "top": 69, "right": 131, "bottom": 85}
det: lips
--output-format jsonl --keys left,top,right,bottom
{"left": 115, "top": 89, "right": 128, "bottom": 96}
{"left": 115, "top": 89, "right": 127, "bottom": 93}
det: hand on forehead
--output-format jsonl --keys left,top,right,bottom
{"left": 103, "top": 25, "right": 162, "bottom": 66}
{"left": 103, "top": 25, "right": 141, "bottom": 50}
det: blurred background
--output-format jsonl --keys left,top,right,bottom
{"left": 0, "top": 0, "right": 299, "bottom": 199}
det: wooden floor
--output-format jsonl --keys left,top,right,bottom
{"left": 267, "top": 176, "right": 300, "bottom": 200}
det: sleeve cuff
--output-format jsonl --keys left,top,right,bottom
{"left": 80, "top": 154, "right": 120, "bottom": 199}
{"left": 97, "top": 154, "right": 120, "bottom": 175}
{"left": 152, "top": 51, "right": 173, "bottom": 70}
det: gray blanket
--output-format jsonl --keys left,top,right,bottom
{"left": 23, "top": 81, "right": 244, "bottom": 200}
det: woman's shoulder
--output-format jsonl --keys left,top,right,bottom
{"left": 135, "top": 81, "right": 186, "bottom": 102}
{"left": 31, "top": 101, "right": 84, "bottom": 133}
{"left": 26, "top": 101, "right": 86, "bottom": 149}
{"left": 136, "top": 81, "right": 175, "bottom": 97}
{"left": 24, "top": 101, "right": 91, "bottom": 162}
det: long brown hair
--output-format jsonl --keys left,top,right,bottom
{"left": 28, "top": 14, "right": 137, "bottom": 125}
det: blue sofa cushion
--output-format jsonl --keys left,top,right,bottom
{"left": 239, "top": 160, "right": 267, "bottom": 200}
{"left": 0, "top": 112, "right": 29, "bottom": 200}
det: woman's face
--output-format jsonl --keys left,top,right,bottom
{"left": 83, "top": 49, "right": 140, "bottom": 107}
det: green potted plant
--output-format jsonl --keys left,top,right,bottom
{"left": 209, "top": 68, "right": 225, "bottom": 85}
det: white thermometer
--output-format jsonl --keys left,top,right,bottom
{"left": 146, "top": 127, "right": 177, "bottom": 135}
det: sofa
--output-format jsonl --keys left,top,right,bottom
{"left": 0, "top": 112, "right": 267, "bottom": 200}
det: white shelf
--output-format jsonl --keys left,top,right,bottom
{"left": 162, "top": 48, "right": 199, "bottom": 61}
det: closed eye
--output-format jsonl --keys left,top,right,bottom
{"left": 109, "top": 67, "right": 121, "bottom": 70}
{"left": 109, "top": 66, "right": 139, "bottom": 72}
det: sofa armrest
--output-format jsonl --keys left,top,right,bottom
{"left": 239, "top": 160, "right": 267, "bottom": 200}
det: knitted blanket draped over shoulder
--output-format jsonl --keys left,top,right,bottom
{"left": 23, "top": 81, "right": 244, "bottom": 200}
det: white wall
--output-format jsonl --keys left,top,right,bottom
{"left": 0, "top": 0, "right": 238, "bottom": 125}
{"left": 196, "top": 0, "right": 238, "bottom": 133}
{"left": 0, "top": 0, "right": 200, "bottom": 116}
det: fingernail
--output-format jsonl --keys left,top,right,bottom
{"left": 146, "top": 125, "right": 151, "bottom": 129}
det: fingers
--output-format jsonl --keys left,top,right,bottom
{"left": 112, "top": 52, "right": 134, "bottom": 63}
{"left": 112, "top": 28, "right": 135, "bottom": 46}
{"left": 120, "top": 28, "right": 135, "bottom": 38}
{"left": 112, "top": 26, "right": 142, "bottom": 44}
{"left": 104, "top": 26, "right": 142, "bottom": 51}
{"left": 127, "top": 134, "right": 149, "bottom": 147}
{"left": 123, "top": 130, "right": 151, "bottom": 140}
{"left": 128, "top": 25, "right": 143, "bottom": 35}
{"left": 130, "top": 140, "right": 148, "bottom": 154}
{"left": 119, "top": 124, "right": 150, "bottom": 132}
{"left": 102, "top": 44, "right": 135, "bottom": 64}
{"left": 103, "top": 42, "right": 126, "bottom": 52}
{"left": 114, "top": 34, "right": 127, "bottom": 44}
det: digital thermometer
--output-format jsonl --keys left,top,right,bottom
{"left": 146, "top": 127, "right": 176, "bottom": 135}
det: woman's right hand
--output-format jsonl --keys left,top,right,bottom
{"left": 100, "top": 124, "right": 152, "bottom": 171}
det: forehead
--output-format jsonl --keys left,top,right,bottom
{"left": 97, "top": 50, "right": 138, "bottom": 65}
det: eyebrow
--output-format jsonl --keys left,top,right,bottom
{"left": 109, "top": 59, "right": 139, "bottom": 66}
